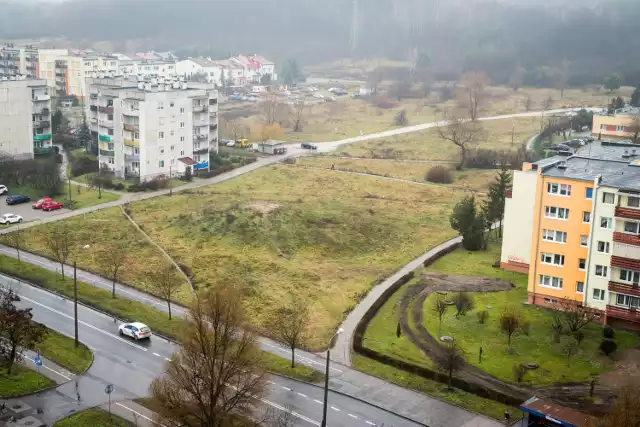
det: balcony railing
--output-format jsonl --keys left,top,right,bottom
{"left": 125, "top": 153, "right": 140, "bottom": 162}
{"left": 123, "top": 109, "right": 139, "bottom": 117}
{"left": 102, "top": 121, "right": 114, "bottom": 129}
{"left": 90, "top": 105, "right": 98, "bottom": 112}
{"left": 616, "top": 206, "right": 640, "bottom": 221}
{"left": 124, "top": 139, "right": 139, "bottom": 147}
{"left": 193, "top": 121, "right": 208, "bottom": 127}
{"left": 210, "top": 111, "right": 217, "bottom": 118}
{"left": 34, "top": 146, "right": 54, "bottom": 155}
{"left": 193, "top": 134, "right": 208, "bottom": 141}
{"left": 33, "top": 134, "right": 52, "bottom": 141}
{"left": 99, "top": 149, "right": 115, "bottom": 157}
{"left": 123, "top": 124, "right": 139, "bottom": 132}
{"left": 193, "top": 105, "right": 208, "bottom": 113}
{"left": 99, "top": 106, "right": 114, "bottom": 114}
{"left": 99, "top": 135, "right": 111, "bottom": 142}
{"left": 35, "top": 120, "right": 51, "bottom": 128}
{"left": 193, "top": 147, "right": 209, "bottom": 155}
{"left": 32, "top": 95, "right": 50, "bottom": 102}
{"left": 611, "top": 255, "right": 640, "bottom": 271}
{"left": 606, "top": 304, "right": 640, "bottom": 323}
{"left": 609, "top": 281, "right": 640, "bottom": 297}
{"left": 613, "top": 231, "right": 640, "bottom": 247}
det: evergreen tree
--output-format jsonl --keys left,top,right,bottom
{"left": 77, "top": 115, "right": 92, "bottom": 153}
{"left": 483, "top": 169, "right": 512, "bottom": 239}
{"left": 631, "top": 85, "right": 640, "bottom": 108}
{"left": 450, "top": 195, "right": 486, "bottom": 251}
{"left": 281, "top": 59, "right": 302, "bottom": 86}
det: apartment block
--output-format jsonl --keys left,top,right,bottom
{"left": 38, "top": 49, "right": 87, "bottom": 97}
{"left": 85, "top": 76, "right": 218, "bottom": 182}
{"left": 501, "top": 141, "right": 640, "bottom": 330}
{"left": 0, "top": 78, "right": 52, "bottom": 159}
{"left": 592, "top": 107, "right": 640, "bottom": 141}
{"left": 0, "top": 44, "right": 39, "bottom": 79}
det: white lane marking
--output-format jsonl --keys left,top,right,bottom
{"left": 26, "top": 356, "right": 72, "bottom": 381}
{"left": 281, "top": 386, "right": 292, "bottom": 391}
{"left": 313, "top": 399, "right": 323, "bottom": 405}
{"left": 297, "top": 392, "right": 307, "bottom": 398}
{"left": 153, "top": 352, "right": 161, "bottom": 357}
{"left": 366, "top": 421, "right": 376, "bottom": 426}
{"left": 17, "top": 294, "right": 148, "bottom": 352}
{"left": 267, "top": 380, "right": 276, "bottom": 385}
{"left": 261, "top": 397, "right": 320, "bottom": 426}
{"left": 261, "top": 342, "right": 342, "bottom": 373}
{"left": 331, "top": 406, "right": 340, "bottom": 412}
{"left": 116, "top": 402, "right": 164, "bottom": 426}
{"left": 348, "top": 414, "right": 358, "bottom": 419}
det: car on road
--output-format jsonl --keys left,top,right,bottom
{"left": 41, "top": 200, "right": 64, "bottom": 211}
{"left": 118, "top": 322, "right": 152, "bottom": 340}
{"left": 6, "top": 194, "right": 31, "bottom": 205}
{"left": 0, "top": 185, "right": 7, "bottom": 195}
{"left": 301, "top": 142, "right": 318, "bottom": 150}
{"left": 32, "top": 197, "right": 53, "bottom": 209}
{"left": 0, "top": 213, "right": 23, "bottom": 225}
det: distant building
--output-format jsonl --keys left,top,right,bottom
{"left": 0, "top": 78, "right": 53, "bottom": 159}
{"left": 0, "top": 44, "right": 39, "bottom": 79}
{"left": 592, "top": 107, "right": 640, "bottom": 141}
{"left": 85, "top": 75, "right": 219, "bottom": 181}
{"left": 177, "top": 55, "right": 276, "bottom": 87}
{"left": 119, "top": 60, "right": 177, "bottom": 79}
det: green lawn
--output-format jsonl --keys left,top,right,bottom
{"left": 260, "top": 352, "right": 324, "bottom": 383}
{"left": 73, "top": 174, "right": 186, "bottom": 191}
{"left": 39, "top": 327, "right": 93, "bottom": 374}
{"left": 421, "top": 244, "right": 638, "bottom": 386}
{"left": 53, "top": 408, "right": 131, "bottom": 427}
{"left": 0, "top": 364, "right": 55, "bottom": 398}
{"left": 352, "top": 354, "right": 516, "bottom": 421}
{"left": 4, "top": 183, "right": 119, "bottom": 211}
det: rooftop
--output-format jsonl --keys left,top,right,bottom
{"left": 596, "top": 106, "right": 640, "bottom": 117}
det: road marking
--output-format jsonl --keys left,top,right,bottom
{"left": 116, "top": 402, "right": 164, "bottom": 426}
{"left": 153, "top": 352, "right": 161, "bottom": 357}
{"left": 26, "top": 356, "right": 72, "bottom": 381}
{"left": 348, "top": 414, "right": 358, "bottom": 419}
{"left": 281, "top": 386, "right": 292, "bottom": 391}
{"left": 365, "top": 421, "right": 376, "bottom": 425}
{"left": 313, "top": 399, "right": 323, "bottom": 405}
{"left": 297, "top": 392, "right": 307, "bottom": 398}
{"left": 16, "top": 294, "right": 148, "bottom": 352}
{"left": 331, "top": 406, "right": 340, "bottom": 412}
{"left": 267, "top": 380, "right": 276, "bottom": 385}
{"left": 164, "top": 357, "right": 171, "bottom": 362}
{"left": 261, "top": 342, "right": 342, "bottom": 373}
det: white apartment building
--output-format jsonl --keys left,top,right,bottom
{"left": 0, "top": 78, "right": 52, "bottom": 159}
{"left": 86, "top": 76, "right": 219, "bottom": 181}
{"left": 0, "top": 44, "right": 39, "bottom": 79}
{"left": 38, "top": 49, "right": 87, "bottom": 97}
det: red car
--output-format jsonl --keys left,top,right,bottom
{"left": 41, "top": 200, "right": 64, "bottom": 211}
{"left": 32, "top": 197, "right": 53, "bottom": 209}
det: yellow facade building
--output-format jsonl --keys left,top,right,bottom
{"left": 592, "top": 108, "right": 639, "bottom": 141}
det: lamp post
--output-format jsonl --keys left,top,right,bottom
{"left": 74, "top": 244, "right": 91, "bottom": 347}
{"left": 321, "top": 327, "right": 344, "bottom": 427}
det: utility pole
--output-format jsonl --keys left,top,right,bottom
{"left": 169, "top": 165, "right": 172, "bottom": 196}
{"left": 74, "top": 261, "right": 79, "bottom": 348}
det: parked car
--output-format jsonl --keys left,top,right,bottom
{"left": 118, "top": 322, "right": 152, "bottom": 341}
{"left": 226, "top": 140, "right": 236, "bottom": 147}
{"left": 549, "top": 144, "right": 571, "bottom": 152}
{"left": 313, "top": 93, "right": 325, "bottom": 99}
{"left": 32, "top": 197, "right": 53, "bottom": 209}
{"left": 301, "top": 142, "right": 318, "bottom": 150}
{"left": 42, "top": 200, "right": 64, "bottom": 211}
{"left": 6, "top": 194, "right": 31, "bottom": 205}
{"left": 0, "top": 213, "right": 23, "bottom": 225}
{"left": 0, "top": 185, "right": 7, "bottom": 195}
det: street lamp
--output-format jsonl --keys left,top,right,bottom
{"left": 73, "top": 244, "right": 91, "bottom": 347}
{"left": 321, "top": 327, "right": 344, "bottom": 427}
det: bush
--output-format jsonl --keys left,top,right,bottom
{"left": 513, "top": 364, "right": 528, "bottom": 383}
{"left": 393, "top": 109, "right": 408, "bottom": 126}
{"left": 600, "top": 339, "right": 617, "bottom": 356}
{"left": 603, "top": 326, "right": 615, "bottom": 339}
{"left": 113, "top": 183, "right": 125, "bottom": 191}
{"left": 476, "top": 310, "right": 489, "bottom": 324}
{"left": 70, "top": 156, "right": 98, "bottom": 177}
{"left": 425, "top": 166, "right": 453, "bottom": 184}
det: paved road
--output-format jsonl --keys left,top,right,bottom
{"left": 0, "top": 273, "right": 425, "bottom": 427}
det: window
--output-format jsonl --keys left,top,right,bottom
{"left": 170, "top": 130, "right": 175, "bottom": 136}
{"left": 170, "top": 145, "right": 175, "bottom": 151}
{"left": 180, "top": 107, "right": 185, "bottom": 114}
{"left": 595, "top": 265, "right": 608, "bottom": 278}
{"left": 616, "top": 294, "right": 640, "bottom": 308}
{"left": 159, "top": 146, "right": 165, "bottom": 154}
{"left": 582, "top": 212, "right": 591, "bottom": 223}
{"left": 159, "top": 131, "right": 165, "bottom": 139}
{"left": 171, "top": 158, "right": 175, "bottom": 165}
{"left": 600, "top": 217, "right": 613, "bottom": 229}
{"left": 547, "top": 183, "right": 572, "bottom": 196}
{"left": 158, "top": 101, "right": 164, "bottom": 110}
{"left": 620, "top": 269, "right": 640, "bottom": 285}
{"left": 629, "top": 196, "right": 640, "bottom": 208}
{"left": 597, "top": 241, "right": 610, "bottom": 253}
{"left": 108, "top": 143, "right": 114, "bottom": 150}
{"left": 134, "top": 132, "right": 139, "bottom": 139}
{"left": 159, "top": 160, "right": 164, "bottom": 167}
{"left": 107, "top": 129, "right": 114, "bottom": 136}
{"left": 180, "top": 122, "right": 185, "bottom": 128}
{"left": 107, "top": 114, "right": 113, "bottom": 121}
{"left": 540, "top": 253, "right": 565, "bottom": 266}
{"left": 539, "top": 275, "right": 563, "bottom": 289}
{"left": 579, "top": 258, "right": 586, "bottom": 270}
{"left": 616, "top": 125, "right": 625, "bottom": 132}
{"left": 180, "top": 150, "right": 185, "bottom": 156}
{"left": 542, "top": 229, "right": 567, "bottom": 243}
{"left": 576, "top": 282, "right": 584, "bottom": 293}
{"left": 586, "top": 188, "right": 593, "bottom": 199}
{"left": 544, "top": 297, "right": 558, "bottom": 304}
{"left": 580, "top": 235, "right": 588, "bottom": 247}
{"left": 159, "top": 118, "right": 165, "bottom": 126}
{"left": 108, "top": 157, "right": 114, "bottom": 164}
{"left": 545, "top": 206, "right": 569, "bottom": 220}
{"left": 624, "top": 221, "right": 640, "bottom": 235}
{"left": 170, "top": 101, "right": 175, "bottom": 107}
{"left": 180, "top": 136, "right": 185, "bottom": 142}
{"left": 593, "top": 289, "right": 605, "bottom": 301}
{"left": 602, "top": 192, "right": 615, "bottom": 204}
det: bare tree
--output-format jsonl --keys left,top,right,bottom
{"left": 459, "top": 72, "right": 489, "bottom": 121}
{"left": 500, "top": 309, "right": 521, "bottom": 348}
{"left": 292, "top": 98, "right": 306, "bottom": 132}
{"left": 433, "top": 296, "right": 448, "bottom": 334}
{"left": 0, "top": 288, "right": 46, "bottom": 375}
{"left": 270, "top": 297, "right": 309, "bottom": 368}
{"left": 563, "top": 339, "right": 578, "bottom": 367}
{"left": 262, "top": 93, "right": 279, "bottom": 125}
{"left": 367, "top": 68, "right": 384, "bottom": 94}
{"left": 151, "top": 263, "right": 182, "bottom": 320}
{"left": 508, "top": 65, "right": 525, "bottom": 92}
{"left": 99, "top": 242, "right": 128, "bottom": 298}
{"left": 557, "top": 298, "right": 596, "bottom": 334}
{"left": 6, "top": 226, "right": 23, "bottom": 262}
{"left": 590, "top": 386, "right": 640, "bottom": 427}
{"left": 43, "top": 223, "right": 74, "bottom": 279}
{"left": 415, "top": 69, "right": 432, "bottom": 98}
{"left": 553, "top": 60, "right": 570, "bottom": 99}
{"left": 439, "top": 341, "right": 464, "bottom": 389}
{"left": 150, "top": 287, "right": 266, "bottom": 427}
{"left": 523, "top": 95, "right": 533, "bottom": 112}
{"left": 437, "top": 110, "right": 484, "bottom": 170}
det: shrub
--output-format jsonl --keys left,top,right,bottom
{"left": 393, "top": 109, "right": 408, "bottom": 126}
{"left": 370, "top": 96, "right": 397, "bottom": 110}
{"left": 425, "top": 166, "right": 453, "bottom": 184}
{"left": 513, "top": 364, "right": 528, "bottom": 383}
{"left": 600, "top": 339, "right": 617, "bottom": 356}
{"left": 476, "top": 310, "right": 489, "bottom": 324}
{"left": 113, "top": 183, "right": 125, "bottom": 191}
{"left": 454, "top": 293, "right": 474, "bottom": 317}
{"left": 70, "top": 156, "right": 98, "bottom": 177}
{"left": 521, "top": 319, "right": 531, "bottom": 336}
{"left": 603, "top": 326, "right": 615, "bottom": 339}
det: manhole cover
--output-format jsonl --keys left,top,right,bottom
{"left": 440, "top": 336, "right": 454, "bottom": 343}
{"left": 522, "top": 362, "right": 539, "bottom": 370}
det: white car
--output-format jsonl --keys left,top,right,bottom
{"left": 118, "top": 322, "right": 152, "bottom": 340}
{"left": 0, "top": 185, "right": 7, "bottom": 195}
{"left": 0, "top": 214, "right": 23, "bottom": 225}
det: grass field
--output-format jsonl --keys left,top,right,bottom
{"left": 39, "top": 327, "right": 93, "bottom": 374}
{"left": 8, "top": 165, "right": 464, "bottom": 348}
{"left": 6, "top": 183, "right": 119, "bottom": 211}
{"left": 0, "top": 364, "right": 55, "bottom": 397}
{"left": 53, "top": 408, "right": 130, "bottom": 427}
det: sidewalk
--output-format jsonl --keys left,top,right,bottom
{"left": 102, "top": 400, "right": 158, "bottom": 426}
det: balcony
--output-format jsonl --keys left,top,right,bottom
{"left": 613, "top": 241, "right": 640, "bottom": 260}
{"left": 99, "top": 149, "right": 115, "bottom": 157}
{"left": 210, "top": 123, "right": 218, "bottom": 131}
{"left": 125, "top": 153, "right": 140, "bottom": 162}
{"left": 55, "top": 70, "right": 66, "bottom": 77}
{"left": 90, "top": 105, "right": 98, "bottom": 112}
{"left": 193, "top": 105, "right": 208, "bottom": 113}
{"left": 614, "top": 231, "right": 640, "bottom": 247}
{"left": 99, "top": 135, "right": 111, "bottom": 142}
{"left": 123, "top": 124, "right": 139, "bottom": 132}
{"left": 124, "top": 139, "right": 139, "bottom": 147}
{"left": 606, "top": 305, "right": 640, "bottom": 323}
{"left": 101, "top": 121, "right": 114, "bottom": 129}
{"left": 609, "top": 281, "right": 640, "bottom": 297}
{"left": 193, "top": 121, "right": 208, "bottom": 127}
{"left": 32, "top": 95, "right": 50, "bottom": 102}
{"left": 210, "top": 111, "right": 217, "bottom": 118}
{"left": 35, "top": 120, "right": 51, "bottom": 128}
{"left": 90, "top": 93, "right": 99, "bottom": 99}
{"left": 33, "top": 134, "right": 52, "bottom": 141}
{"left": 193, "top": 147, "right": 209, "bottom": 155}
{"left": 99, "top": 106, "right": 114, "bottom": 114}
{"left": 33, "top": 146, "right": 54, "bottom": 155}
{"left": 611, "top": 255, "right": 640, "bottom": 271}
{"left": 209, "top": 98, "right": 218, "bottom": 106}
{"left": 193, "top": 134, "right": 207, "bottom": 141}
{"left": 615, "top": 206, "right": 640, "bottom": 221}
{"left": 123, "top": 109, "right": 139, "bottom": 117}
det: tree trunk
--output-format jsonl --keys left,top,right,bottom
{"left": 458, "top": 146, "right": 467, "bottom": 170}
{"left": 61, "top": 263, "right": 65, "bottom": 280}
{"left": 448, "top": 366, "right": 453, "bottom": 388}
{"left": 167, "top": 300, "right": 172, "bottom": 320}
{"left": 7, "top": 346, "right": 16, "bottom": 375}
{"left": 16, "top": 247, "right": 20, "bottom": 263}
{"left": 291, "top": 346, "right": 295, "bottom": 368}
{"left": 508, "top": 333, "right": 511, "bottom": 347}
{"left": 112, "top": 278, "right": 116, "bottom": 298}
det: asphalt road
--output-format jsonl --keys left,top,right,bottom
{"left": 0, "top": 194, "right": 71, "bottom": 224}
{"left": 0, "top": 273, "right": 425, "bottom": 427}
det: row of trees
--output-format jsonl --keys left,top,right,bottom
{"left": 0, "top": 156, "right": 62, "bottom": 196}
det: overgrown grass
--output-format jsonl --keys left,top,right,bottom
{"left": 0, "top": 364, "right": 55, "bottom": 398}
{"left": 3, "top": 183, "right": 119, "bottom": 211}
{"left": 39, "top": 327, "right": 93, "bottom": 374}
{"left": 260, "top": 352, "right": 324, "bottom": 383}
{"left": 421, "top": 244, "right": 638, "bottom": 386}
{"left": 53, "top": 408, "right": 131, "bottom": 427}
{"left": 352, "top": 354, "right": 515, "bottom": 421}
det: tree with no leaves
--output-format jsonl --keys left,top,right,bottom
{"left": 459, "top": 72, "right": 489, "bottom": 121}
{"left": 367, "top": 68, "right": 383, "bottom": 94}
{"left": 150, "top": 287, "right": 266, "bottom": 427}
{"left": 439, "top": 341, "right": 464, "bottom": 389}
{"left": 553, "top": 60, "right": 570, "bottom": 99}
{"left": 556, "top": 298, "right": 596, "bottom": 334}
{"left": 262, "top": 93, "right": 279, "bottom": 125}
{"left": 251, "top": 123, "right": 285, "bottom": 143}
{"left": 433, "top": 295, "right": 448, "bottom": 333}
{"left": 292, "top": 98, "right": 306, "bottom": 132}
{"left": 43, "top": 223, "right": 74, "bottom": 279}
{"left": 270, "top": 297, "right": 309, "bottom": 368}
{"left": 500, "top": 309, "right": 522, "bottom": 347}
{"left": 0, "top": 288, "right": 46, "bottom": 375}
{"left": 151, "top": 263, "right": 182, "bottom": 320}
{"left": 99, "top": 242, "right": 128, "bottom": 298}
{"left": 6, "top": 226, "right": 23, "bottom": 262}
{"left": 508, "top": 65, "right": 526, "bottom": 92}
{"left": 436, "top": 110, "right": 484, "bottom": 170}
{"left": 589, "top": 385, "right": 640, "bottom": 427}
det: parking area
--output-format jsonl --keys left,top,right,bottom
{"left": 0, "top": 194, "right": 72, "bottom": 224}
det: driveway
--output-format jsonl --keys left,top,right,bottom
{"left": 0, "top": 194, "right": 71, "bottom": 224}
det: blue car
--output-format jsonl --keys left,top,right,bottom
{"left": 6, "top": 194, "right": 31, "bottom": 205}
